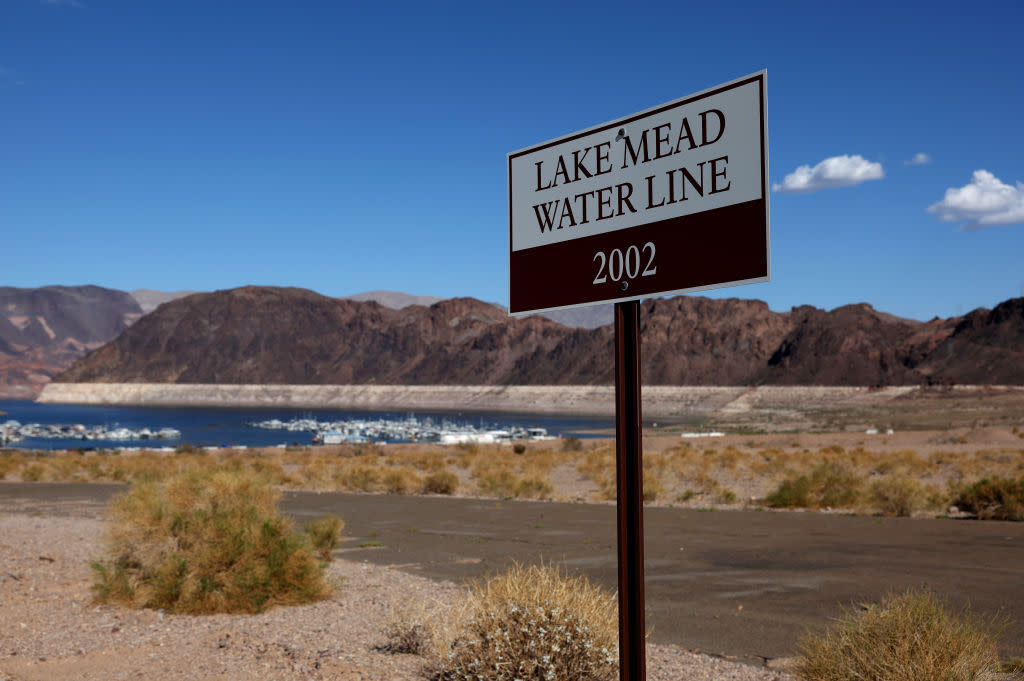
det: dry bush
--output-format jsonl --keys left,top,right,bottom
{"left": 952, "top": 477, "right": 1024, "bottom": 520}
{"left": 794, "top": 589, "right": 1002, "bottom": 681}
{"left": 643, "top": 469, "right": 663, "bottom": 502}
{"left": 91, "top": 467, "right": 330, "bottom": 614}
{"left": 440, "top": 563, "right": 618, "bottom": 681}
{"left": 382, "top": 467, "right": 422, "bottom": 494}
{"left": 869, "top": 476, "right": 929, "bottom": 517}
{"left": 474, "top": 466, "right": 521, "bottom": 498}
{"left": 872, "top": 449, "right": 930, "bottom": 476}
{"left": 516, "top": 476, "right": 553, "bottom": 499}
{"left": 21, "top": 462, "right": 46, "bottom": 481}
{"left": 422, "top": 470, "right": 459, "bottom": 495}
{"left": 0, "top": 451, "right": 25, "bottom": 479}
{"left": 561, "top": 436, "right": 583, "bottom": 452}
{"left": 378, "top": 600, "right": 451, "bottom": 657}
{"left": 334, "top": 465, "right": 382, "bottom": 492}
{"left": 303, "top": 515, "right": 344, "bottom": 561}
{"left": 766, "top": 462, "right": 863, "bottom": 509}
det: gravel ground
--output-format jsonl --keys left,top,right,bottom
{"left": 0, "top": 511, "right": 795, "bottom": 681}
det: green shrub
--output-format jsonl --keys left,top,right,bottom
{"left": 766, "top": 463, "right": 862, "bottom": 509}
{"left": 794, "top": 589, "right": 1001, "bottom": 681}
{"left": 423, "top": 470, "right": 459, "bottom": 495}
{"left": 303, "top": 515, "right": 344, "bottom": 561}
{"left": 441, "top": 563, "right": 618, "bottom": 681}
{"left": 765, "top": 475, "right": 812, "bottom": 508}
{"left": 953, "top": 477, "right": 1024, "bottom": 520}
{"left": 91, "top": 467, "right": 330, "bottom": 614}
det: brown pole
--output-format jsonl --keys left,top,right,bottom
{"left": 614, "top": 299, "right": 645, "bottom": 681}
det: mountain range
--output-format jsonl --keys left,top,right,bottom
{"left": 41, "top": 285, "right": 1024, "bottom": 388}
{"left": 0, "top": 286, "right": 142, "bottom": 398}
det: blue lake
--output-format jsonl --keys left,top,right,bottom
{"left": 0, "top": 400, "right": 614, "bottom": 450}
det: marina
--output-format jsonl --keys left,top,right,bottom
{"left": 0, "top": 400, "right": 609, "bottom": 450}
{"left": 250, "top": 415, "right": 556, "bottom": 445}
{"left": 1, "top": 421, "right": 181, "bottom": 446}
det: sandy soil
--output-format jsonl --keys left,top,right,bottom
{"left": 0, "top": 510, "right": 795, "bottom": 681}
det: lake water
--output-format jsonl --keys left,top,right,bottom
{"left": 0, "top": 400, "right": 614, "bottom": 450}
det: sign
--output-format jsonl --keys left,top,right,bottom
{"left": 508, "top": 71, "right": 769, "bottom": 316}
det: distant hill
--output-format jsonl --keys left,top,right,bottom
{"left": 130, "top": 289, "right": 198, "bottom": 314}
{"left": 0, "top": 286, "right": 142, "bottom": 398}
{"left": 53, "top": 286, "right": 1024, "bottom": 387}
{"left": 342, "top": 290, "right": 445, "bottom": 309}
{"left": 532, "top": 304, "right": 614, "bottom": 329}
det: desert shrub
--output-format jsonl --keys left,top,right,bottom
{"left": 382, "top": 467, "right": 421, "bottom": 494}
{"left": 91, "top": 467, "right": 330, "bottom": 614}
{"left": 335, "top": 465, "right": 381, "bottom": 492}
{"left": 378, "top": 602, "right": 444, "bottom": 656}
{"left": 715, "top": 487, "right": 738, "bottom": 504}
{"left": 440, "top": 563, "right": 618, "bottom": 681}
{"left": 516, "top": 476, "right": 553, "bottom": 499}
{"left": 870, "top": 475, "right": 927, "bottom": 517}
{"left": 952, "top": 477, "right": 1024, "bottom": 521}
{"left": 304, "top": 515, "right": 344, "bottom": 561}
{"left": 0, "top": 452, "right": 23, "bottom": 479}
{"left": 561, "top": 436, "right": 583, "bottom": 452}
{"left": 765, "top": 475, "right": 813, "bottom": 508}
{"left": 21, "top": 462, "right": 46, "bottom": 482}
{"left": 423, "top": 470, "right": 459, "bottom": 495}
{"left": 794, "top": 589, "right": 1001, "bottom": 681}
{"left": 766, "top": 463, "right": 862, "bottom": 509}
{"left": 475, "top": 468, "right": 520, "bottom": 498}
{"left": 512, "top": 443, "right": 526, "bottom": 455}
{"left": 643, "top": 469, "right": 663, "bottom": 502}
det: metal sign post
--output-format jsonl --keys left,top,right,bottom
{"left": 507, "top": 70, "right": 769, "bottom": 681}
{"left": 614, "top": 299, "right": 645, "bottom": 681}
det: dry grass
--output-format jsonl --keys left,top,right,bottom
{"left": 794, "top": 589, "right": 1002, "bottom": 681}
{"left": 439, "top": 562, "right": 618, "bottom": 681}
{"left": 6, "top": 432, "right": 1024, "bottom": 519}
{"left": 91, "top": 467, "right": 332, "bottom": 614}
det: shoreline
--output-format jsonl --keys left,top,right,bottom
{"left": 33, "top": 382, "right": 952, "bottom": 418}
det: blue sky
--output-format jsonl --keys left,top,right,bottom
{"left": 2, "top": 0, "right": 1022, "bottom": 321}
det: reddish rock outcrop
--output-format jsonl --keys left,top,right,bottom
{"left": 52, "top": 286, "right": 1024, "bottom": 386}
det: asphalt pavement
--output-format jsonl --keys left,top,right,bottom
{"left": 3, "top": 482, "right": 1022, "bottom": 665}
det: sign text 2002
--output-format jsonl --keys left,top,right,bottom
{"left": 593, "top": 242, "right": 657, "bottom": 285}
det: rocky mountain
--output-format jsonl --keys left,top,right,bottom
{"left": 53, "top": 286, "right": 1024, "bottom": 387}
{"left": 0, "top": 286, "right": 142, "bottom": 398}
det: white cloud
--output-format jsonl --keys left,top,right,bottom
{"left": 905, "top": 152, "right": 932, "bottom": 165}
{"left": 772, "top": 154, "right": 884, "bottom": 194}
{"left": 928, "top": 170, "right": 1024, "bottom": 230}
